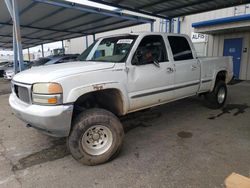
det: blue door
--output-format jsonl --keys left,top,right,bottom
{"left": 223, "top": 38, "right": 243, "bottom": 79}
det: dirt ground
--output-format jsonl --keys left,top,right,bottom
{"left": 0, "top": 78, "right": 249, "bottom": 188}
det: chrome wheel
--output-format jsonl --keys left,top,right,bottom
{"left": 81, "top": 125, "right": 113, "bottom": 156}
{"left": 217, "top": 87, "right": 226, "bottom": 104}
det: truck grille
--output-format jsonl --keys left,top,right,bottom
{"left": 13, "top": 84, "right": 30, "bottom": 104}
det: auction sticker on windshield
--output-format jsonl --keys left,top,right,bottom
{"left": 117, "top": 39, "right": 133, "bottom": 44}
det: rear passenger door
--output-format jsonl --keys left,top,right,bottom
{"left": 168, "top": 36, "right": 200, "bottom": 98}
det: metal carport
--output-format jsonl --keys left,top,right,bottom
{"left": 2, "top": 0, "right": 250, "bottom": 73}
{"left": 89, "top": 0, "right": 250, "bottom": 30}
{"left": 1, "top": 0, "right": 154, "bottom": 72}
{"left": 89, "top": 0, "right": 250, "bottom": 18}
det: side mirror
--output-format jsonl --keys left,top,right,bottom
{"left": 153, "top": 59, "right": 160, "bottom": 68}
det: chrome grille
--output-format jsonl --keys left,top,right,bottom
{"left": 13, "top": 84, "right": 31, "bottom": 104}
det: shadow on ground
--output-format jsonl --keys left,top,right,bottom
{"left": 11, "top": 100, "right": 250, "bottom": 171}
{"left": 208, "top": 103, "right": 249, "bottom": 120}
{"left": 12, "top": 107, "right": 164, "bottom": 171}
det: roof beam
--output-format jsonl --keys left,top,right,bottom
{"left": 27, "top": 7, "right": 65, "bottom": 25}
{"left": 27, "top": 16, "right": 111, "bottom": 40}
{"left": 137, "top": 0, "right": 173, "bottom": 9}
{"left": 21, "top": 12, "right": 91, "bottom": 38}
{"left": 33, "top": 0, "right": 154, "bottom": 23}
{"left": 91, "top": 21, "right": 145, "bottom": 34}
{"left": 62, "top": 16, "right": 111, "bottom": 31}
{"left": 0, "top": 22, "right": 86, "bottom": 35}
{"left": 0, "top": 40, "right": 39, "bottom": 45}
{"left": 153, "top": 0, "right": 209, "bottom": 15}
{"left": 29, "top": 19, "right": 130, "bottom": 42}
{"left": 89, "top": 0, "right": 250, "bottom": 18}
{"left": 165, "top": 0, "right": 250, "bottom": 17}
{"left": 0, "top": 34, "right": 58, "bottom": 42}
{"left": 0, "top": 2, "right": 37, "bottom": 29}
{"left": 88, "top": 0, "right": 167, "bottom": 19}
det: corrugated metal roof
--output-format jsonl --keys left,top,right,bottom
{"left": 89, "top": 0, "right": 250, "bottom": 19}
{"left": 0, "top": 0, "right": 154, "bottom": 49}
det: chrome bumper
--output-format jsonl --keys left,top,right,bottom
{"left": 9, "top": 93, "right": 73, "bottom": 137}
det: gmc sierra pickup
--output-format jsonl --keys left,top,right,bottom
{"left": 9, "top": 32, "right": 233, "bottom": 165}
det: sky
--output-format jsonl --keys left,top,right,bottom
{"left": 0, "top": 0, "right": 116, "bottom": 56}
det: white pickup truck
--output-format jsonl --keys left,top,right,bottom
{"left": 9, "top": 32, "right": 233, "bottom": 165}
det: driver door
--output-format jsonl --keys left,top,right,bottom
{"left": 127, "top": 35, "right": 175, "bottom": 111}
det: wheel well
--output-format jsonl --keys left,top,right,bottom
{"left": 216, "top": 71, "right": 227, "bottom": 83}
{"left": 74, "top": 89, "right": 124, "bottom": 116}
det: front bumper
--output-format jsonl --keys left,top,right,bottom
{"left": 9, "top": 93, "right": 73, "bottom": 137}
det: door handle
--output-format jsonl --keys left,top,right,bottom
{"left": 166, "top": 67, "right": 174, "bottom": 73}
{"left": 191, "top": 65, "right": 197, "bottom": 71}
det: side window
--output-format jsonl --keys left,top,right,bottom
{"left": 132, "top": 35, "right": 168, "bottom": 65}
{"left": 168, "top": 36, "right": 194, "bottom": 61}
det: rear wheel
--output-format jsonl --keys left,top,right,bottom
{"left": 205, "top": 80, "right": 227, "bottom": 109}
{"left": 67, "top": 108, "right": 124, "bottom": 166}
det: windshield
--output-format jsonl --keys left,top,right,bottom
{"left": 77, "top": 35, "right": 138, "bottom": 63}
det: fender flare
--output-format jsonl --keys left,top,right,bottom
{"left": 210, "top": 69, "right": 228, "bottom": 91}
{"left": 66, "top": 82, "right": 129, "bottom": 115}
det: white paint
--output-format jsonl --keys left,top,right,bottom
{"left": 11, "top": 32, "right": 233, "bottom": 113}
{"left": 117, "top": 39, "right": 133, "bottom": 44}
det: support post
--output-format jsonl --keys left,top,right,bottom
{"left": 12, "top": 0, "right": 24, "bottom": 71}
{"left": 165, "top": 19, "right": 168, "bottom": 33}
{"left": 169, "top": 19, "right": 172, "bottom": 33}
{"left": 13, "top": 27, "right": 18, "bottom": 73}
{"left": 93, "top": 34, "right": 96, "bottom": 41}
{"left": 177, "top": 17, "right": 181, "bottom": 34}
{"left": 61, "top": 40, "right": 64, "bottom": 54}
{"left": 5, "top": 0, "right": 18, "bottom": 73}
{"left": 41, "top": 44, "right": 44, "bottom": 57}
{"left": 28, "top": 48, "right": 30, "bottom": 61}
{"left": 150, "top": 22, "right": 154, "bottom": 32}
{"left": 85, "top": 36, "right": 88, "bottom": 48}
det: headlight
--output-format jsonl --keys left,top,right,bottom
{"left": 32, "top": 83, "right": 63, "bottom": 105}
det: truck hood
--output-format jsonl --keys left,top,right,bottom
{"left": 13, "top": 61, "right": 115, "bottom": 84}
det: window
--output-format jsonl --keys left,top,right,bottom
{"left": 168, "top": 36, "right": 194, "bottom": 61}
{"left": 77, "top": 35, "right": 138, "bottom": 63}
{"left": 132, "top": 35, "right": 168, "bottom": 65}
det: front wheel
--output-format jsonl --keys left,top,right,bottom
{"left": 205, "top": 80, "right": 227, "bottom": 109}
{"left": 67, "top": 108, "right": 124, "bottom": 166}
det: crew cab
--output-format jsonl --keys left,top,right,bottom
{"left": 9, "top": 32, "right": 233, "bottom": 165}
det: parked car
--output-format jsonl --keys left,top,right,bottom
{"left": 3, "top": 61, "right": 31, "bottom": 80}
{"left": 4, "top": 55, "right": 78, "bottom": 80}
{"left": 31, "top": 54, "right": 79, "bottom": 67}
{"left": 0, "top": 61, "right": 12, "bottom": 77}
{"left": 9, "top": 32, "right": 233, "bottom": 166}
{"left": 31, "top": 57, "right": 52, "bottom": 67}
{"left": 44, "top": 54, "right": 79, "bottom": 66}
